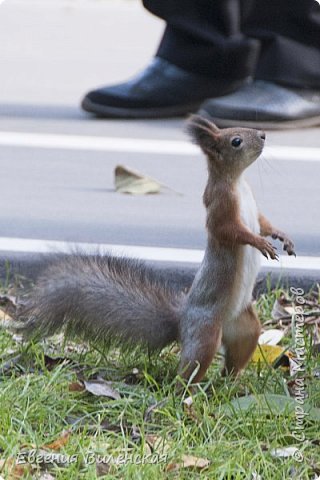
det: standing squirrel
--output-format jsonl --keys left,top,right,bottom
{"left": 12, "top": 115, "right": 295, "bottom": 384}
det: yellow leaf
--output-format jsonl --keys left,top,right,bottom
{"left": 166, "top": 454, "right": 210, "bottom": 472}
{"left": 251, "top": 344, "right": 285, "bottom": 365}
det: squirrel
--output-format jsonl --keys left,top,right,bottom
{"left": 10, "top": 115, "right": 295, "bottom": 385}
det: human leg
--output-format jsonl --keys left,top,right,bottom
{"left": 82, "top": 0, "right": 259, "bottom": 118}
{"left": 199, "top": 0, "right": 320, "bottom": 128}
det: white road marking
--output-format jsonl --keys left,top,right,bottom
{"left": 0, "top": 131, "right": 198, "bottom": 155}
{"left": 0, "top": 237, "right": 319, "bottom": 271}
{"left": 0, "top": 131, "right": 319, "bottom": 161}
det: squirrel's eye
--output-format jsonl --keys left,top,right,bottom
{"left": 231, "top": 137, "right": 242, "bottom": 148}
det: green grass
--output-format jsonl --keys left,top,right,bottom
{"left": 0, "top": 285, "right": 319, "bottom": 479}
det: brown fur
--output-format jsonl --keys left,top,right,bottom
{"left": 180, "top": 115, "right": 294, "bottom": 384}
{"left": 259, "top": 214, "right": 295, "bottom": 256}
{"left": 222, "top": 304, "right": 261, "bottom": 376}
{"left": 179, "top": 322, "right": 222, "bottom": 384}
{"left": 8, "top": 115, "right": 295, "bottom": 390}
{"left": 206, "top": 182, "right": 279, "bottom": 259}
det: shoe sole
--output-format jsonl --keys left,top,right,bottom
{"left": 82, "top": 97, "right": 203, "bottom": 119}
{"left": 199, "top": 111, "right": 320, "bottom": 130}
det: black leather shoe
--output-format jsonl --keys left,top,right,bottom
{"left": 199, "top": 80, "right": 320, "bottom": 129}
{"left": 81, "top": 57, "right": 246, "bottom": 119}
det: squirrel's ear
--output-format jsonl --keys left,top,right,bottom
{"left": 186, "top": 115, "right": 220, "bottom": 153}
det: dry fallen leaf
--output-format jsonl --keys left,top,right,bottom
{"left": 166, "top": 454, "right": 210, "bottom": 472}
{"left": 83, "top": 379, "right": 121, "bottom": 400}
{"left": 270, "top": 447, "right": 300, "bottom": 458}
{"left": 115, "top": 165, "right": 161, "bottom": 195}
{"left": 0, "top": 309, "right": 14, "bottom": 331}
{"left": 258, "top": 329, "right": 284, "bottom": 346}
{"left": 145, "top": 435, "right": 171, "bottom": 455}
{"left": 39, "top": 474, "right": 56, "bottom": 480}
{"left": 271, "top": 297, "right": 291, "bottom": 320}
{"left": 143, "top": 442, "right": 152, "bottom": 456}
{"left": 96, "top": 461, "right": 112, "bottom": 477}
{"left": 43, "top": 355, "right": 72, "bottom": 371}
{"left": 0, "top": 310, "right": 13, "bottom": 323}
{"left": 0, "top": 295, "right": 18, "bottom": 321}
{"left": 44, "top": 430, "right": 71, "bottom": 451}
{"left": 68, "top": 381, "right": 85, "bottom": 392}
{"left": 283, "top": 306, "right": 296, "bottom": 315}
{"left": 0, "top": 458, "right": 32, "bottom": 479}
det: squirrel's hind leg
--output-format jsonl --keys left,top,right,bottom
{"left": 178, "top": 322, "right": 222, "bottom": 385}
{"left": 221, "top": 304, "right": 261, "bottom": 376}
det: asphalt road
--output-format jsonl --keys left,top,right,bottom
{"left": 0, "top": 0, "right": 319, "bottom": 286}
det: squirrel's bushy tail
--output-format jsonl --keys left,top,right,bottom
{"left": 15, "top": 254, "right": 182, "bottom": 351}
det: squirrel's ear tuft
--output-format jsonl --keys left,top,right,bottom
{"left": 186, "top": 115, "right": 219, "bottom": 152}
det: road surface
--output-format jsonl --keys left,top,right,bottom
{"left": 0, "top": 0, "right": 319, "bottom": 286}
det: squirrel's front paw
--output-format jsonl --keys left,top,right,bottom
{"left": 272, "top": 231, "right": 296, "bottom": 257}
{"left": 257, "top": 238, "right": 278, "bottom": 260}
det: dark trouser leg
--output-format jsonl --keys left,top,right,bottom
{"left": 242, "top": 0, "right": 320, "bottom": 88}
{"left": 142, "top": 0, "right": 260, "bottom": 79}
{"left": 82, "top": 0, "right": 260, "bottom": 117}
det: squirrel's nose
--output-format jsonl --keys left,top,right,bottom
{"left": 258, "top": 131, "right": 266, "bottom": 141}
